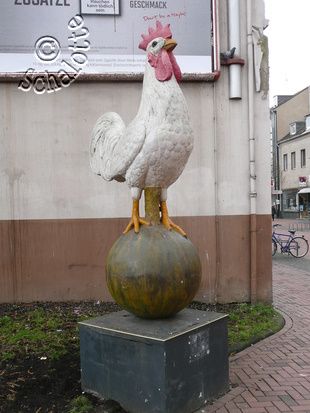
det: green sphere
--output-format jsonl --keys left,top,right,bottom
{"left": 106, "top": 225, "right": 202, "bottom": 319}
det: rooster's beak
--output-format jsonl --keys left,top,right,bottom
{"left": 163, "top": 39, "right": 177, "bottom": 52}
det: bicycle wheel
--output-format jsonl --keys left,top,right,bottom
{"left": 272, "top": 240, "right": 277, "bottom": 256}
{"left": 288, "top": 237, "right": 309, "bottom": 258}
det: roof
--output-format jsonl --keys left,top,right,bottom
{"left": 272, "top": 86, "right": 309, "bottom": 108}
{"left": 278, "top": 127, "right": 310, "bottom": 145}
{"left": 276, "top": 95, "right": 293, "bottom": 106}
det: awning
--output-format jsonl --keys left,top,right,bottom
{"left": 298, "top": 188, "right": 310, "bottom": 194}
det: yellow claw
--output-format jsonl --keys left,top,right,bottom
{"left": 160, "top": 200, "right": 187, "bottom": 237}
{"left": 123, "top": 199, "right": 150, "bottom": 234}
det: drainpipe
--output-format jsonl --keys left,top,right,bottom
{"left": 247, "top": 0, "right": 257, "bottom": 303}
{"left": 228, "top": 0, "right": 242, "bottom": 99}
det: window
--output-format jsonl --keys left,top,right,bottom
{"left": 283, "top": 154, "right": 288, "bottom": 171}
{"left": 306, "top": 115, "right": 310, "bottom": 131}
{"left": 301, "top": 149, "right": 306, "bottom": 167}
{"left": 291, "top": 152, "right": 296, "bottom": 169}
{"left": 290, "top": 123, "right": 297, "bottom": 135}
{"left": 283, "top": 190, "right": 298, "bottom": 211}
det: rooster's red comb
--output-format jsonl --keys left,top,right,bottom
{"left": 139, "top": 21, "right": 172, "bottom": 51}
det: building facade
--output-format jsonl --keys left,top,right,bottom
{"left": 0, "top": 0, "right": 272, "bottom": 304}
{"left": 271, "top": 87, "right": 310, "bottom": 218}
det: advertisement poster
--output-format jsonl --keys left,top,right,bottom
{"left": 0, "top": 0, "right": 214, "bottom": 75}
{"left": 80, "top": 0, "right": 121, "bottom": 15}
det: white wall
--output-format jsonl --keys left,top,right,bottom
{"left": 0, "top": 0, "right": 271, "bottom": 221}
{"left": 279, "top": 133, "right": 310, "bottom": 190}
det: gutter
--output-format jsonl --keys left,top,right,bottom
{"left": 246, "top": 0, "right": 257, "bottom": 303}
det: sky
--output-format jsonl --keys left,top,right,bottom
{"left": 264, "top": 0, "right": 310, "bottom": 103}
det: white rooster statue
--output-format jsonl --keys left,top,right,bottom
{"left": 90, "top": 21, "right": 193, "bottom": 236}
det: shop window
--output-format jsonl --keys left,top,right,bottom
{"left": 301, "top": 149, "right": 306, "bottom": 167}
{"left": 291, "top": 152, "right": 296, "bottom": 169}
{"left": 283, "top": 190, "right": 298, "bottom": 211}
{"left": 283, "top": 154, "right": 288, "bottom": 171}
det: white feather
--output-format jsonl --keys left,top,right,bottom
{"left": 90, "top": 112, "right": 125, "bottom": 180}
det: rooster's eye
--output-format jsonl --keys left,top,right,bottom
{"left": 152, "top": 41, "right": 158, "bottom": 48}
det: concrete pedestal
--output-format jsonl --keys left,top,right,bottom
{"left": 79, "top": 309, "right": 229, "bottom": 413}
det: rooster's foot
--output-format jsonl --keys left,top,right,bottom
{"left": 123, "top": 217, "right": 150, "bottom": 234}
{"left": 160, "top": 201, "right": 187, "bottom": 237}
{"left": 123, "top": 199, "right": 150, "bottom": 234}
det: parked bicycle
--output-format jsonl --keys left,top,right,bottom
{"left": 272, "top": 224, "right": 309, "bottom": 258}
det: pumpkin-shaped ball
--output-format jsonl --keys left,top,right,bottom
{"left": 106, "top": 225, "right": 202, "bottom": 319}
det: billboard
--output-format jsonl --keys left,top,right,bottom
{"left": 0, "top": 0, "right": 218, "bottom": 76}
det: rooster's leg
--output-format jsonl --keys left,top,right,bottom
{"left": 160, "top": 189, "right": 187, "bottom": 237}
{"left": 123, "top": 189, "right": 149, "bottom": 234}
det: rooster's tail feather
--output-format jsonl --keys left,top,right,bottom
{"left": 90, "top": 112, "right": 126, "bottom": 181}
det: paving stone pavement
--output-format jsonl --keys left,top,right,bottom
{"left": 202, "top": 260, "right": 310, "bottom": 413}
